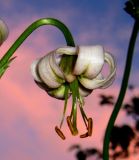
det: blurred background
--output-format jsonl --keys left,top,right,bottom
{"left": 0, "top": 0, "right": 139, "bottom": 159}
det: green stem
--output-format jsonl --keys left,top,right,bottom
{"left": 103, "top": 20, "right": 139, "bottom": 160}
{"left": 70, "top": 82, "right": 78, "bottom": 133}
{"left": 72, "top": 103, "right": 78, "bottom": 131}
{"left": 0, "top": 18, "right": 75, "bottom": 68}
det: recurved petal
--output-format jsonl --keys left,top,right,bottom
{"left": 38, "top": 54, "right": 64, "bottom": 88}
{"left": 47, "top": 84, "right": 71, "bottom": 100}
{"left": 49, "top": 51, "right": 65, "bottom": 79}
{"left": 78, "top": 52, "right": 116, "bottom": 90}
{"left": 78, "top": 83, "right": 93, "bottom": 97}
{"left": 78, "top": 74, "right": 104, "bottom": 90}
{"left": 56, "top": 46, "right": 77, "bottom": 55}
{"left": 74, "top": 45, "right": 104, "bottom": 79}
{"left": 100, "top": 52, "right": 116, "bottom": 89}
{"left": 34, "top": 80, "right": 50, "bottom": 91}
{"left": 30, "top": 59, "right": 42, "bottom": 82}
{"left": 34, "top": 80, "right": 70, "bottom": 100}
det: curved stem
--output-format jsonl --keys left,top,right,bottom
{"left": 103, "top": 20, "right": 139, "bottom": 160}
{"left": 0, "top": 18, "right": 75, "bottom": 68}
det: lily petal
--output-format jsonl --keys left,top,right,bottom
{"left": 99, "top": 52, "right": 116, "bottom": 89}
{"left": 74, "top": 45, "right": 104, "bottom": 79}
{"left": 34, "top": 81, "right": 69, "bottom": 100}
{"left": 48, "top": 84, "right": 71, "bottom": 99}
{"left": 49, "top": 51, "right": 65, "bottom": 79}
{"left": 38, "top": 54, "right": 64, "bottom": 88}
{"left": 56, "top": 47, "right": 77, "bottom": 55}
{"left": 78, "top": 52, "right": 116, "bottom": 90}
{"left": 78, "top": 83, "right": 93, "bottom": 97}
{"left": 31, "top": 59, "right": 42, "bottom": 82}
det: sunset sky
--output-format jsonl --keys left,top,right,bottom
{"left": 0, "top": 0, "right": 139, "bottom": 160}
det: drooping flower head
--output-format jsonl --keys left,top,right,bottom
{"left": 31, "top": 45, "right": 116, "bottom": 139}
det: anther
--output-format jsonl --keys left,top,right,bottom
{"left": 80, "top": 132, "right": 88, "bottom": 138}
{"left": 88, "top": 118, "right": 93, "bottom": 136}
{"left": 55, "top": 126, "right": 66, "bottom": 140}
{"left": 67, "top": 116, "right": 78, "bottom": 135}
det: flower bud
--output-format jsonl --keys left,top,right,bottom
{"left": 0, "top": 19, "right": 9, "bottom": 46}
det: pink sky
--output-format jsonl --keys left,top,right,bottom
{"left": 1, "top": 1, "right": 139, "bottom": 159}
{"left": 0, "top": 36, "right": 137, "bottom": 159}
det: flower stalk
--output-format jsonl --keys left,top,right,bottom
{"left": 103, "top": 1, "right": 139, "bottom": 158}
{"left": 0, "top": 18, "right": 75, "bottom": 77}
{"left": 103, "top": 19, "right": 139, "bottom": 160}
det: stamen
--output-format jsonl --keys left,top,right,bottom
{"left": 59, "top": 84, "right": 69, "bottom": 129}
{"left": 79, "top": 104, "right": 88, "bottom": 128}
{"left": 55, "top": 126, "right": 66, "bottom": 140}
{"left": 67, "top": 116, "right": 75, "bottom": 135}
{"left": 72, "top": 103, "right": 78, "bottom": 135}
{"left": 78, "top": 95, "right": 88, "bottom": 128}
{"left": 78, "top": 95, "right": 84, "bottom": 106}
{"left": 88, "top": 118, "right": 93, "bottom": 136}
{"left": 80, "top": 132, "right": 88, "bottom": 138}
{"left": 67, "top": 116, "right": 78, "bottom": 135}
{"left": 79, "top": 118, "right": 93, "bottom": 138}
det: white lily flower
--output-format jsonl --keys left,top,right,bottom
{"left": 31, "top": 45, "right": 116, "bottom": 139}
{"left": 31, "top": 45, "right": 116, "bottom": 98}
{"left": 0, "top": 19, "right": 9, "bottom": 45}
